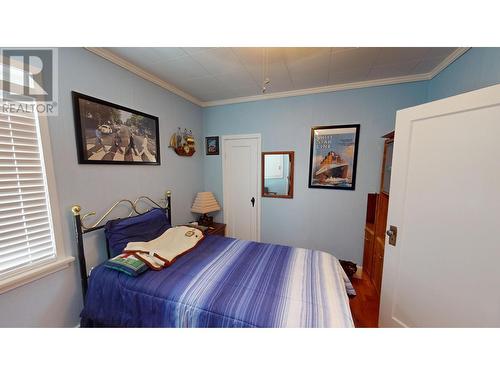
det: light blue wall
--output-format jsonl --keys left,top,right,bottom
{"left": 0, "top": 48, "right": 204, "bottom": 327}
{"left": 203, "top": 47, "right": 500, "bottom": 266}
{"left": 203, "top": 82, "right": 428, "bottom": 264}
{"left": 428, "top": 48, "right": 500, "bottom": 101}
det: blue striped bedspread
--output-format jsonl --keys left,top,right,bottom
{"left": 80, "top": 235, "right": 355, "bottom": 328}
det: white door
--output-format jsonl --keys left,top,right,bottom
{"left": 380, "top": 84, "right": 500, "bottom": 328}
{"left": 222, "top": 134, "right": 261, "bottom": 241}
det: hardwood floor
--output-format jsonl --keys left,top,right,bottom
{"left": 349, "top": 276, "right": 380, "bottom": 328}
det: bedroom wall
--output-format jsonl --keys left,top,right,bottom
{"left": 0, "top": 48, "right": 204, "bottom": 327}
{"left": 427, "top": 48, "right": 500, "bottom": 101}
{"left": 201, "top": 47, "right": 500, "bottom": 267}
{"left": 202, "top": 82, "right": 428, "bottom": 264}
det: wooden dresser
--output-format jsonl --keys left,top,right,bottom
{"left": 362, "top": 131, "right": 394, "bottom": 295}
{"left": 362, "top": 193, "right": 377, "bottom": 282}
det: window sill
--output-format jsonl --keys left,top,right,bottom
{"left": 0, "top": 256, "right": 75, "bottom": 295}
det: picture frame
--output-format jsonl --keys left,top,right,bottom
{"left": 205, "top": 136, "right": 220, "bottom": 155}
{"left": 308, "top": 124, "right": 360, "bottom": 190}
{"left": 72, "top": 91, "right": 160, "bottom": 165}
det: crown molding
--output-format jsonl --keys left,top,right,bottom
{"left": 203, "top": 48, "right": 471, "bottom": 107}
{"left": 85, "top": 47, "right": 203, "bottom": 107}
{"left": 202, "top": 73, "right": 431, "bottom": 107}
{"left": 86, "top": 47, "right": 470, "bottom": 108}
{"left": 427, "top": 47, "right": 470, "bottom": 79}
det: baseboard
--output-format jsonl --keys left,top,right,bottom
{"left": 354, "top": 266, "right": 363, "bottom": 279}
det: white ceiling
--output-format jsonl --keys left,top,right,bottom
{"left": 104, "top": 47, "right": 463, "bottom": 105}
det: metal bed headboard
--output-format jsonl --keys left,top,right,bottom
{"left": 71, "top": 191, "right": 172, "bottom": 302}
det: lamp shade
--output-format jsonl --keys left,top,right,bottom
{"left": 191, "top": 192, "right": 221, "bottom": 214}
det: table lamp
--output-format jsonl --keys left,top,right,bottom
{"left": 191, "top": 192, "right": 221, "bottom": 226}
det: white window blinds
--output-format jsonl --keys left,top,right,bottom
{"left": 0, "top": 110, "right": 57, "bottom": 278}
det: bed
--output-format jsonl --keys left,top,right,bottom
{"left": 73, "top": 192, "right": 355, "bottom": 328}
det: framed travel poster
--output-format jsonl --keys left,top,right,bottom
{"left": 308, "top": 124, "right": 360, "bottom": 190}
{"left": 72, "top": 91, "right": 160, "bottom": 165}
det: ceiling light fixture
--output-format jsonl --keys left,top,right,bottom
{"left": 261, "top": 47, "right": 270, "bottom": 94}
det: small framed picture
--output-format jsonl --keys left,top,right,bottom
{"left": 72, "top": 91, "right": 160, "bottom": 165}
{"left": 205, "top": 136, "right": 219, "bottom": 155}
{"left": 308, "top": 124, "right": 360, "bottom": 190}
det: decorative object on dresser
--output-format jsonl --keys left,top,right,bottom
{"left": 308, "top": 124, "right": 360, "bottom": 190}
{"left": 362, "top": 131, "right": 394, "bottom": 296}
{"left": 206, "top": 222, "right": 226, "bottom": 236}
{"left": 191, "top": 192, "right": 221, "bottom": 226}
{"left": 261, "top": 151, "right": 295, "bottom": 199}
{"left": 205, "top": 136, "right": 219, "bottom": 155}
{"left": 169, "top": 127, "right": 196, "bottom": 156}
{"left": 72, "top": 91, "right": 160, "bottom": 165}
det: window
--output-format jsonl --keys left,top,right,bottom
{"left": 0, "top": 105, "right": 72, "bottom": 291}
{"left": 0, "top": 110, "right": 59, "bottom": 278}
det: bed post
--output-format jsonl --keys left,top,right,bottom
{"left": 72, "top": 205, "right": 88, "bottom": 303}
{"left": 165, "top": 190, "right": 172, "bottom": 223}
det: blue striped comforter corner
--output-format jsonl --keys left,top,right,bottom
{"left": 81, "top": 235, "right": 355, "bottom": 328}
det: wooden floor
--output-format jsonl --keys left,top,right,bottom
{"left": 349, "top": 276, "right": 380, "bottom": 328}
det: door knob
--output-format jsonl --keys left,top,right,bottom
{"left": 386, "top": 225, "right": 398, "bottom": 246}
{"left": 251, "top": 197, "right": 255, "bottom": 207}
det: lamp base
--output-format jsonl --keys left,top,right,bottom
{"left": 198, "top": 214, "right": 214, "bottom": 226}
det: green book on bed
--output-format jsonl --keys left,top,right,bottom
{"left": 104, "top": 253, "right": 148, "bottom": 277}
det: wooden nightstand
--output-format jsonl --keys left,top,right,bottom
{"left": 206, "top": 222, "right": 226, "bottom": 236}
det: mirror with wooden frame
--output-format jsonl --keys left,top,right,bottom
{"left": 261, "top": 151, "right": 294, "bottom": 199}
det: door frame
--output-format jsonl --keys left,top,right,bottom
{"left": 221, "top": 133, "right": 262, "bottom": 241}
